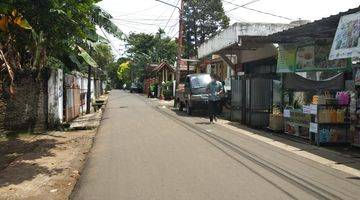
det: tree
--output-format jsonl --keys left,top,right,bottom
{"left": 106, "top": 57, "right": 128, "bottom": 89}
{"left": 117, "top": 61, "right": 131, "bottom": 84}
{"left": 0, "top": 0, "right": 123, "bottom": 92}
{"left": 183, "top": 0, "right": 230, "bottom": 58}
{"left": 126, "top": 29, "right": 177, "bottom": 80}
{"left": 91, "top": 43, "right": 115, "bottom": 70}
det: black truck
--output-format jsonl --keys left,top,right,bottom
{"left": 174, "top": 74, "right": 212, "bottom": 115}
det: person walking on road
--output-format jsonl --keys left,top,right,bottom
{"left": 207, "top": 74, "right": 223, "bottom": 124}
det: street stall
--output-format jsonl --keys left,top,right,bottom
{"left": 255, "top": 6, "right": 360, "bottom": 145}
{"left": 328, "top": 10, "right": 360, "bottom": 147}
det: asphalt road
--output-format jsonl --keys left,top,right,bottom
{"left": 72, "top": 90, "right": 360, "bottom": 200}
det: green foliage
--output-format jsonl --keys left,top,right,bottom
{"left": 46, "top": 56, "right": 66, "bottom": 70}
{"left": 0, "top": 0, "right": 123, "bottom": 78}
{"left": 183, "top": 0, "right": 230, "bottom": 57}
{"left": 91, "top": 43, "right": 114, "bottom": 70}
{"left": 117, "top": 61, "right": 131, "bottom": 82}
{"left": 126, "top": 29, "right": 177, "bottom": 80}
{"left": 163, "top": 81, "right": 174, "bottom": 100}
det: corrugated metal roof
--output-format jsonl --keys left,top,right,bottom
{"left": 265, "top": 6, "right": 360, "bottom": 43}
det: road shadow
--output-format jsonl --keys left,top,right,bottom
{"left": 223, "top": 121, "right": 360, "bottom": 172}
{"left": 162, "top": 101, "right": 360, "bottom": 173}
{"left": 195, "top": 122, "right": 212, "bottom": 125}
{"left": 0, "top": 138, "right": 64, "bottom": 187}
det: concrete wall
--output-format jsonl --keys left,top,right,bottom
{"left": 198, "top": 23, "right": 293, "bottom": 58}
{"left": 48, "top": 69, "right": 63, "bottom": 128}
{"left": 240, "top": 44, "right": 277, "bottom": 63}
{"left": 0, "top": 70, "right": 48, "bottom": 133}
{"left": 80, "top": 77, "right": 88, "bottom": 114}
{"left": 64, "top": 74, "right": 81, "bottom": 122}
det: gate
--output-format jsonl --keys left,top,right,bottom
{"left": 231, "top": 74, "right": 274, "bottom": 128}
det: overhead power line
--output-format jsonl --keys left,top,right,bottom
{"left": 225, "top": 0, "right": 261, "bottom": 13}
{"left": 164, "top": 0, "right": 181, "bottom": 30}
{"left": 112, "top": 19, "right": 163, "bottom": 26}
{"left": 100, "top": 28, "right": 123, "bottom": 57}
{"left": 222, "top": 0, "right": 294, "bottom": 21}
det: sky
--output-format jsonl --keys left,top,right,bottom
{"left": 97, "top": 0, "right": 360, "bottom": 57}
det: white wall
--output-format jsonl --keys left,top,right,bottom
{"left": 48, "top": 69, "right": 63, "bottom": 125}
{"left": 80, "top": 77, "right": 88, "bottom": 114}
{"left": 198, "top": 23, "right": 293, "bottom": 58}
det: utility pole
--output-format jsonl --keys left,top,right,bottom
{"left": 86, "top": 65, "right": 92, "bottom": 114}
{"left": 176, "top": 0, "right": 184, "bottom": 87}
{"left": 155, "top": 0, "right": 184, "bottom": 87}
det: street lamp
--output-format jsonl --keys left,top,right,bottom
{"left": 155, "top": 0, "right": 184, "bottom": 87}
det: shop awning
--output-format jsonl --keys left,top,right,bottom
{"left": 283, "top": 73, "right": 344, "bottom": 91}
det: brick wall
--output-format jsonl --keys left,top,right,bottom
{"left": 0, "top": 69, "right": 48, "bottom": 134}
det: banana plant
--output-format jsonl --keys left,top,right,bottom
{"left": 0, "top": 10, "right": 32, "bottom": 94}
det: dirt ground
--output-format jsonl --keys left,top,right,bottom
{"left": 0, "top": 130, "right": 96, "bottom": 200}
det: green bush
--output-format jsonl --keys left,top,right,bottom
{"left": 163, "top": 81, "right": 174, "bottom": 100}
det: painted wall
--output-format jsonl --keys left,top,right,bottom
{"left": 48, "top": 69, "right": 63, "bottom": 127}
{"left": 198, "top": 23, "right": 293, "bottom": 58}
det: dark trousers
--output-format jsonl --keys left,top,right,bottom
{"left": 209, "top": 100, "right": 220, "bottom": 122}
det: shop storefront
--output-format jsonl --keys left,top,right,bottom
{"left": 263, "top": 7, "right": 360, "bottom": 146}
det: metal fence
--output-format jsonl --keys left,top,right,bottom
{"left": 231, "top": 75, "right": 273, "bottom": 128}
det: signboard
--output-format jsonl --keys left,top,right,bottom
{"left": 283, "top": 109, "right": 291, "bottom": 118}
{"left": 310, "top": 123, "right": 318, "bottom": 133}
{"left": 329, "top": 12, "right": 360, "bottom": 60}
{"left": 277, "top": 44, "right": 349, "bottom": 73}
{"left": 296, "top": 45, "right": 315, "bottom": 69}
{"left": 277, "top": 45, "right": 296, "bottom": 73}
{"left": 310, "top": 104, "right": 317, "bottom": 115}
{"left": 303, "top": 105, "right": 311, "bottom": 114}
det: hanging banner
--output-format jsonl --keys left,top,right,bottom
{"left": 329, "top": 12, "right": 360, "bottom": 60}
{"left": 277, "top": 44, "right": 296, "bottom": 73}
{"left": 296, "top": 45, "right": 315, "bottom": 69}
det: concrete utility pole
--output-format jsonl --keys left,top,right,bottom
{"left": 176, "top": 0, "right": 184, "bottom": 87}
{"left": 86, "top": 66, "right": 92, "bottom": 114}
{"left": 155, "top": 0, "right": 184, "bottom": 87}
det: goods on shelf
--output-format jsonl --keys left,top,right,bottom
{"left": 310, "top": 92, "right": 350, "bottom": 145}
{"left": 284, "top": 109, "right": 311, "bottom": 139}
{"left": 336, "top": 92, "right": 350, "bottom": 105}
{"left": 318, "top": 128, "right": 347, "bottom": 143}
{"left": 318, "top": 108, "right": 346, "bottom": 123}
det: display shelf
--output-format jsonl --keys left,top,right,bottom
{"left": 285, "top": 121, "right": 310, "bottom": 128}
{"left": 317, "top": 122, "right": 350, "bottom": 126}
{"left": 284, "top": 131, "right": 310, "bottom": 139}
{"left": 310, "top": 103, "right": 350, "bottom": 146}
{"left": 316, "top": 104, "right": 349, "bottom": 108}
{"left": 284, "top": 132, "right": 310, "bottom": 141}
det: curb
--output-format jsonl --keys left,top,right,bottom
{"left": 217, "top": 119, "right": 360, "bottom": 178}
